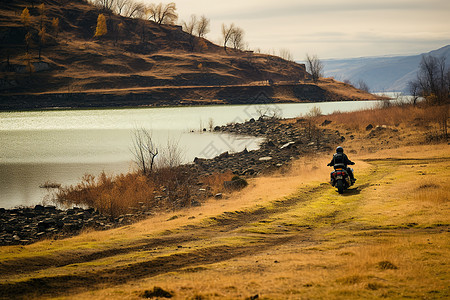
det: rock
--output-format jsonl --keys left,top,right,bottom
{"left": 215, "top": 193, "right": 223, "bottom": 199}
{"left": 224, "top": 177, "right": 248, "bottom": 191}
{"left": 258, "top": 156, "right": 272, "bottom": 161}
{"left": 34, "top": 205, "right": 45, "bottom": 211}
{"left": 280, "top": 141, "right": 295, "bottom": 150}
{"left": 191, "top": 200, "right": 201, "bottom": 207}
{"left": 218, "top": 151, "right": 229, "bottom": 158}
{"left": 321, "top": 120, "right": 332, "bottom": 126}
{"left": 242, "top": 168, "right": 256, "bottom": 175}
{"left": 366, "top": 124, "right": 374, "bottom": 131}
{"left": 265, "top": 140, "right": 276, "bottom": 147}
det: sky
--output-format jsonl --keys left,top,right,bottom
{"left": 144, "top": 0, "right": 450, "bottom": 60}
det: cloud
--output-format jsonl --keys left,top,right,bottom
{"left": 149, "top": 0, "right": 450, "bottom": 59}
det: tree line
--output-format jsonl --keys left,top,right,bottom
{"left": 90, "top": 0, "right": 249, "bottom": 51}
{"left": 17, "top": 3, "right": 60, "bottom": 74}
{"left": 408, "top": 55, "right": 450, "bottom": 105}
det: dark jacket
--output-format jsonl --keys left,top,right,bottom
{"left": 328, "top": 153, "right": 354, "bottom": 168}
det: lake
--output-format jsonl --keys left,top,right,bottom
{"left": 1, "top": 100, "right": 386, "bottom": 208}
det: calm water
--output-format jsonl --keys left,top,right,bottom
{"left": 1, "top": 101, "right": 384, "bottom": 208}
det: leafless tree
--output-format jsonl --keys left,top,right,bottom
{"left": 221, "top": 23, "right": 235, "bottom": 51}
{"left": 196, "top": 15, "right": 210, "bottom": 38}
{"left": 113, "top": 0, "right": 128, "bottom": 15}
{"left": 408, "top": 80, "right": 420, "bottom": 105}
{"left": 279, "top": 48, "right": 293, "bottom": 61}
{"left": 148, "top": 2, "right": 178, "bottom": 25}
{"left": 305, "top": 54, "right": 324, "bottom": 82}
{"left": 131, "top": 128, "right": 158, "bottom": 175}
{"left": 411, "top": 54, "right": 449, "bottom": 105}
{"left": 182, "top": 14, "right": 197, "bottom": 35}
{"left": 93, "top": 0, "right": 116, "bottom": 11}
{"left": 182, "top": 15, "right": 198, "bottom": 51}
{"left": 230, "top": 26, "right": 245, "bottom": 50}
{"left": 156, "top": 137, "right": 184, "bottom": 169}
{"left": 356, "top": 79, "right": 370, "bottom": 92}
{"left": 122, "top": 1, "right": 145, "bottom": 18}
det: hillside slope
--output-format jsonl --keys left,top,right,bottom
{"left": 323, "top": 45, "right": 450, "bottom": 93}
{"left": 0, "top": 0, "right": 381, "bottom": 109}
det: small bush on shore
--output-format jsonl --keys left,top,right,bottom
{"left": 53, "top": 167, "right": 236, "bottom": 217}
{"left": 55, "top": 172, "right": 156, "bottom": 217}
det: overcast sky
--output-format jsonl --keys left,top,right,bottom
{"left": 145, "top": 0, "right": 450, "bottom": 60}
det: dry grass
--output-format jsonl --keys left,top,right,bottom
{"left": 54, "top": 165, "right": 200, "bottom": 217}
{"left": 199, "top": 170, "right": 234, "bottom": 194}
{"left": 55, "top": 172, "right": 155, "bottom": 217}
{"left": 1, "top": 144, "right": 449, "bottom": 299}
{"left": 1, "top": 104, "right": 449, "bottom": 299}
{"left": 316, "top": 102, "right": 449, "bottom": 132}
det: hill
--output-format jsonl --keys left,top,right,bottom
{"left": 0, "top": 0, "right": 381, "bottom": 110}
{"left": 322, "top": 45, "right": 450, "bottom": 93}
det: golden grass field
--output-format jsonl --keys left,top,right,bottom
{"left": 0, "top": 105, "right": 449, "bottom": 299}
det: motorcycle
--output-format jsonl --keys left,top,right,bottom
{"left": 329, "top": 166, "right": 354, "bottom": 194}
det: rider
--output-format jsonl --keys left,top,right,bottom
{"left": 327, "top": 146, "right": 356, "bottom": 182}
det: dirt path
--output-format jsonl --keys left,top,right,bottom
{"left": 0, "top": 152, "right": 449, "bottom": 299}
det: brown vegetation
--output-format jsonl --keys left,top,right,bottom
{"left": 0, "top": 138, "right": 448, "bottom": 299}
{"left": 54, "top": 167, "right": 238, "bottom": 217}
{"left": 0, "top": 0, "right": 382, "bottom": 110}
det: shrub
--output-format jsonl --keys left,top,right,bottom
{"left": 141, "top": 286, "right": 173, "bottom": 298}
{"left": 55, "top": 172, "right": 155, "bottom": 217}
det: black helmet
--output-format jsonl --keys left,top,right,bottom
{"left": 336, "top": 146, "right": 344, "bottom": 153}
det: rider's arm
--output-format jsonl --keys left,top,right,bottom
{"left": 344, "top": 154, "right": 355, "bottom": 165}
{"left": 327, "top": 157, "right": 334, "bottom": 166}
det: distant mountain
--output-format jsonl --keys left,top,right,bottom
{"left": 322, "top": 45, "right": 450, "bottom": 93}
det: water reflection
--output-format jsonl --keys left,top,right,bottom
{"left": 1, "top": 101, "right": 387, "bottom": 208}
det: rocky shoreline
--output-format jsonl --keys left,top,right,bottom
{"left": 193, "top": 117, "right": 342, "bottom": 175}
{"left": 0, "top": 204, "right": 154, "bottom": 246}
{"left": 1, "top": 117, "right": 342, "bottom": 246}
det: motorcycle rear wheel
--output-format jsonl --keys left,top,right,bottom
{"left": 337, "top": 180, "right": 344, "bottom": 194}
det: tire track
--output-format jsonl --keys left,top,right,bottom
{"left": 0, "top": 236, "right": 296, "bottom": 299}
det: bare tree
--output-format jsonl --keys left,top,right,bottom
{"left": 120, "top": 1, "right": 145, "bottom": 18}
{"left": 356, "top": 79, "right": 370, "bottom": 92}
{"left": 94, "top": 0, "right": 116, "bottom": 11}
{"left": 411, "top": 54, "right": 449, "bottom": 105}
{"left": 305, "top": 54, "right": 324, "bottom": 83}
{"left": 221, "top": 23, "right": 235, "bottom": 51}
{"left": 113, "top": 0, "right": 129, "bottom": 15}
{"left": 408, "top": 80, "right": 420, "bottom": 105}
{"left": 182, "top": 14, "right": 197, "bottom": 35}
{"left": 230, "top": 26, "right": 244, "bottom": 50}
{"left": 182, "top": 15, "right": 198, "bottom": 51}
{"left": 131, "top": 128, "right": 158, "bottom": 175}
{"left": 196, "top": 15, "right": 210, "bottom": 38}
{"left": 148, "top": 2, "right": 178, "bottom": 25}
{"left": 156, "top": 137, "right": 184, "bottom": 169}
{"left": 279, "top": 48, "right": 293, "bottom": 61}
